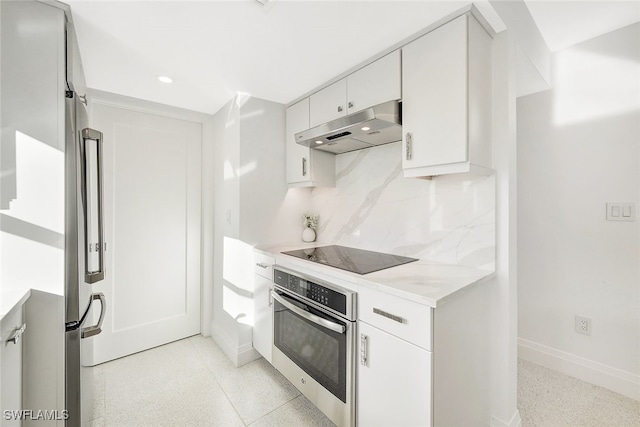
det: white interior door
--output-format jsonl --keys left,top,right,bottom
{"left": 90, "top": 103, "right": 201, "bottom": 364}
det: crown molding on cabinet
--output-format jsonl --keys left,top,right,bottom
{"left": 286, "top": 2, "right": 505, "bottom": 109}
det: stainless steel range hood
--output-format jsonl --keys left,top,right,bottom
{"left": 295, "top": 100, "right": 402, "bottom": 154}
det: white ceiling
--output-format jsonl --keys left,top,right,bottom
{"left": 525, "top": 0, "right": 640, "bottom": 52}
{"left": 66, "top": 0, "right": 640, "bottom": 115}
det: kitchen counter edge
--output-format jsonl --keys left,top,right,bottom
{"left": 254, "top": 243, "right": 495, "bottom": 308}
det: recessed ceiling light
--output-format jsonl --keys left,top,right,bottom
{"left": 315, "top": 140, "right": 323, "bottom": 144}
{"left": 157, "top": 75, "right": 173, "bottom": 84}
{"left": 361, "top": 126, "right": 371, "bottom": 131}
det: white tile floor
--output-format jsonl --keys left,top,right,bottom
{"left": 84, "top": 336, "right": 640, "bottom": 427}
{"left": 83, "top": 335, "right": 334, "bottom": 427}
{"left": 518, "top": 359, "right": 640, "bottom": 426}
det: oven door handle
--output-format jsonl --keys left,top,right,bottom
{"left": 271, "top": 291, "right": 346, "bottom": 334}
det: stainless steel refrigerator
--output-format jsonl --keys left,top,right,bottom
{"left": 0, "top": 1, "right": 105, "bottom": 424}
{"left": 64, "top": 93, "right": 106, "bottom": 426}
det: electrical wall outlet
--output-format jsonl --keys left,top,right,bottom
{"left": 575, "top": 315, "right": 591, "bottom": 336}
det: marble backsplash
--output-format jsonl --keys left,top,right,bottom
{"left": 309, "top": 142, "right": 495, "bottom": 270}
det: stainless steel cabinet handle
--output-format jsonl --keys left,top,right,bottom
{"left": 81, "top": 293, "right": 106, "bottom": 339}
{"left": 348, "top": 101, "right": 354, "bottom": 109}
{"left": 337, "top": 105, "right": 343, "bottom": 112}
{"left": 405, "top": 132, "right": 413, "bottom": 161}
{"left": 256, "top": 263, "right": 269, "bottom": 269}
{"left": 360, "top": 333, "right": 368, "bottom": 366}
{"left": 268, "top": 287, "right": 273, "bottom": 307}
{"left": 302, "top": 157, "right": 307, "bottom": 177}
{"left": 272, "top": 291, "right": 345, "bottom": 334}
{"left": 373, "top": 307, "right": 405, "bottom": 324}
{"left": 7, "top": 323, "right": 27, "bottom": 345}
{"left": 81, "top": 128, "right": 105, "bottom": 284}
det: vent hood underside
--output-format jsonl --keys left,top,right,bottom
{"left": 294, "top": 100, "right": 402, "bottom": 155}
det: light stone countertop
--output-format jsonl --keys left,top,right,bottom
{"left": 255, "top": 243, "right": 495, "bottom": 308}
{"left": 1, "top": 282, "right": 63, "bottom": 322}
{"left": 0, "top": 288, "right": 32, "bottom": 321}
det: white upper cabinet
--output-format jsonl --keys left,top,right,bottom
{"left": 286, "top": 98, "right": 311, "bottom": 184}
{"left": 309, "top": 79, "right": 347, "bottom": 128}
{"left": 347, "top": 50, "right": 401, "bottom": 115}
{"left": 402, "top": 15, "right": 493, "bottom": 177}
{"left": 287, "top": 13, "right": 492, "bottom": 184}
{"left": 286, "top": 98, "right": 335, "bottom": 187}
{"left": 309, "top": 51, "right": 402, "bottom": 128}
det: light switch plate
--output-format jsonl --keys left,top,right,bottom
{"left": 606, "top": 202, "right": 636, "bottom": 221}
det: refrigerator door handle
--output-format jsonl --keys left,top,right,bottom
{"left": 81, "top": 293, "right": 106, "bottom": 339}
{"left": 66, "top": 292, "right": 106, "bottom": 337}
{"left": 81, "top": 128, "right": 105, "bottom": 284}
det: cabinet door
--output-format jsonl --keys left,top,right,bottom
{"left": 253, "top": 274, "right": 273, "bottom": 363}
{"left": 358, "top": 321, "right": 432, "bottom": 427}
{"left": 309, "top": 79, "right": 347, "bottom": 128}
{"left": 286, "top": 98, "right": 311, "bottom": 184}
{"left": 1, "top": 306, "right": 24, "bottom": 427}
{"left": 347, "top": 50, "right": 401, "bottom": 114}
{"left": 402, "top": 15, "right": 468, "bottom": 170}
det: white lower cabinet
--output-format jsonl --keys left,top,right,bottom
{"left": 253, "top": 275, "right": 273, "bottom": 362}
{"left": 253, "top": 254, "right": 275, "bottom": 363}
{"left": 357, "top": 321, "right": 432, "bottom": 427}
{"left": 0, "top": 305, "right": 24, "bottom": 427}
{"left": 1, "top": 292, "right": 65, "bottom": 427}
{"left": 356, "top": 280, "right": 492, "bottom": 426}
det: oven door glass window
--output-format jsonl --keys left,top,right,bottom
{"left": 273, "top": 291, "right": 347, "bottom": 402}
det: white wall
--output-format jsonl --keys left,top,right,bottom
{"left": 211, "top": 98, "right": 244, "bottom": 363}
{"left": 0, "top": 0, "right": 66, "bottom": 298}
{"left": 211, "top": 95, "right": 309, "bottom": 366}
{"left": 489, "top": 0, "right": 551, "bottom": 97}
{"left": 488, "top": 28, "right": 520, "bottom": 427}
{"left": 517, "top": 23, "right": 640, "bottom": 400}
{"left": 238, "top": 97, "right": 310, "bottom": 246}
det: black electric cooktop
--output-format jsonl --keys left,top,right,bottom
{"left": 281, "top": 245, "right": 418, "bottom": 275}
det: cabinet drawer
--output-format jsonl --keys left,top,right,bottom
{"left": 254, "top": 253, "right": 275, "bottom": 279}
{"left": 358, "top": 285, "right": 432, "bottom": 351}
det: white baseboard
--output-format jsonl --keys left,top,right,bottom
{"left": 211, "top": 323, "right": 237, "bottom": 364}
{"left": 211, "top": 322, "right": 261, "bottom": 367}
{"left": 491, "top": 410, "right": 522, "bottom": 427}
{"left": 518, "top": 337, "right": 640, "bottom": 401}
{"left": 238, "top": 342, "right": 261, "bottom": 366}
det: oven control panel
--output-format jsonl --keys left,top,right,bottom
{"left": 274, "top": 268, "right": 348, "bottom": 316}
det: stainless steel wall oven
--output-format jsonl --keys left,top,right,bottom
{"left": 271, "top": 267, "right": 356, "bottom": 427}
